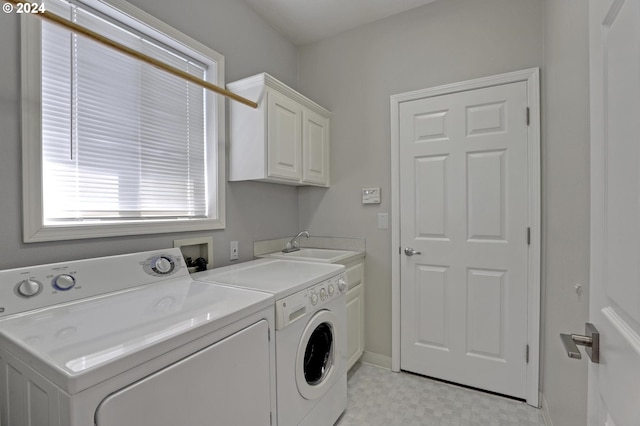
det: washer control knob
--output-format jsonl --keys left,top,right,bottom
{"left": 17, "top": 279, "right": 41, "bottom": 298}
{"left": 328, "top": 283, "right": 335, "bottom": 296}
{"left": 54, "top": 274, "right": 76, "bottom": 290}
{"left": 320, "top": 288, "right": 327, "bottom": 300}
{"left": 337, "top": 278, "right": 347, "bottom": 292}
{"left": 152, "top": 256, "right": 174, "bottom": 274}
{"left": 310, "top": 292, "right": 319, "bottom": 306}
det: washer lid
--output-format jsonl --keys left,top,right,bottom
{"left": 194, "top": 259, "right": 344, "bottom": 299}
{"left": 0, "top": 279, "right": 273, "bottom": 394}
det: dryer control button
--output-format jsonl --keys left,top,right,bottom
{"left": 152, "top": 256, "right": 174, "bottom": 274}
{"left": 328, "top": 284, "right": 335, "bottom": 296}
{"left": 54, "top": 274, "right": 76, "bottom": 290}
{"left": 310, "top": 292, "right": 319, "bottom": 306}
{"left": 320, "top": 288, "right": 327, "bottom": 300}
{"left": 17, "top": 279, "right": 41, "bottom": 298}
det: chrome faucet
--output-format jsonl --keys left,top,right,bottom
{"left": 283, "top": 230, "right": 310, "bottom": 253}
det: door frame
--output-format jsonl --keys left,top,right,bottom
{"left": 390, "top": 68, "right": 541, "bottom": 406}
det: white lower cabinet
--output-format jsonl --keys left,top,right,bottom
{"left": 344, "top": 260, "right": 365, "bottom": 370}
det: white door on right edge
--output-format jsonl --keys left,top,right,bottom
{"left": 587, "top": 0, "right": 640, "bottom": 424}
{"left": 399, "top": 81, "right": 529, "bottom": 399}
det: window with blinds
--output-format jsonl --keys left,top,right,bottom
{"left": 22, "top": 0, "right": 226, "bottom": 241}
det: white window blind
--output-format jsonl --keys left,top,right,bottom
{"left": 22, "top": 0, "right": 225, "bottom": 242}
{"left": 38, "top": 0, "right": 217, "bottom": 227}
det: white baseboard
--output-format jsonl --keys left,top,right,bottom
{"left": 540, "top": 393, "right": 553, "bottom": 426}
{"left": 360, "top": 351, "right": 392, "bottom": 370}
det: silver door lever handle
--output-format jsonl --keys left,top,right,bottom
{"left": 560, "top": 323, "right": 599, "bottom": 363}
{"left": 404, "top": 247, "right": 422, "bottom": 256}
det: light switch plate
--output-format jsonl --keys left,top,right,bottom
{"left": 378, "top": 212, "right": 389, "bottom": 229}
{"left": 362, "top": 187, "right": 381, "bottom": 204}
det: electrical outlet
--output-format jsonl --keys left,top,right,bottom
{"left": 230, "top": 241, "right": 239, "bottom": 261}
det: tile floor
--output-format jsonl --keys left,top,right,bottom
{"left": 335, "top": 363, "right": 546, "bottom": 426}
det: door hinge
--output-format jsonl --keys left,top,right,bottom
{"left": 526, "top": 344, "right": 530, "bottom": 363}
{"left": 526, "top": 107, "right": 530, "bottom": 126}
{"left": 270, "top": 412, "right": 273, "bottom": 425}
{"left": 399, "top": 246, "right": 402, "bottom": 255}
{"left": 527, "top": 227, "right": 531, "bottom": 245}
{"left": 268, "top": 328, "right": 271, "bottom": 342}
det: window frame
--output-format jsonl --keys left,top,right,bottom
{"left": 22, "top": 0, "right": 226, "bottom": 242}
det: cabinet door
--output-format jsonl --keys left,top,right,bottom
{"left": 302, "top": 109, "right": 329, "bottom": 186}
{"left": 267, "top": 91, "right": 302, "bottom": 181}
{"left": 346, "top": 283, "right": 364, "bottom": 370}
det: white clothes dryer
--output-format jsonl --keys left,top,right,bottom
{"left": 194, "top": 259, "right": 348, "bottom": 426}
{"left": 0, "top": 249, "right": 276, "bottom": 426}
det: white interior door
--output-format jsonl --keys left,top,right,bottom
{"left": 588, "top": 0, "right": 640, "bottom": 424}
{"left": 399, "top": 81, "right": 531, "bottom": 399}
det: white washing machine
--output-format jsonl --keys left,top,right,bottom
{"left": 194, "top": 259, "right": 348, "bottom": 426}
{"left": 0, "top": 249, "right": 277, "bottom": 426}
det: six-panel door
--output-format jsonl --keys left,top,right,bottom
{"left": 399, "top": 81, "right": 530, "bottom": 399}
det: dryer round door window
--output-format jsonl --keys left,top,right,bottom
{"left": 296, "top": 309, "right": 340, "bottom": 400}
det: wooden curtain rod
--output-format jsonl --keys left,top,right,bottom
{"left": 5, "top": 0, "right": 259, "bottom": 109}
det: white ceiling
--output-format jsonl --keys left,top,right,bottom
{"left": 243, "top": 0, "right": 439, "bottom": 46}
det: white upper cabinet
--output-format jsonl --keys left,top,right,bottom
{"left": 228, "top": 73, "right": 331, "bottom": 186}
{"left": 302, "top": 109, "right": 330, "bottom": 185}
{"left": 267, "top": 90, "right": 302, "bottom": 181}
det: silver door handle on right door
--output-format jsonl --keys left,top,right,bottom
{"left": 404, "top": 247, "right": 422, "bottom": 256}
{"left": 559, "top": 322, "right": 599, "bottom": 363}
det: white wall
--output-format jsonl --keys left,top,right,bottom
{"left": 0, "top": 0, "right": 299, "bottom": 269}
{"left": 298, "top": 1, "right": 591, "bottom": 424}
{"left": 541, "top": 0, "right": 590, "bottom": 425}
{"left": 0, "top": 0, "right": 591, "bottom": 423}
{"left": 297, "top": 0, "right": 543, "bottom": 362}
